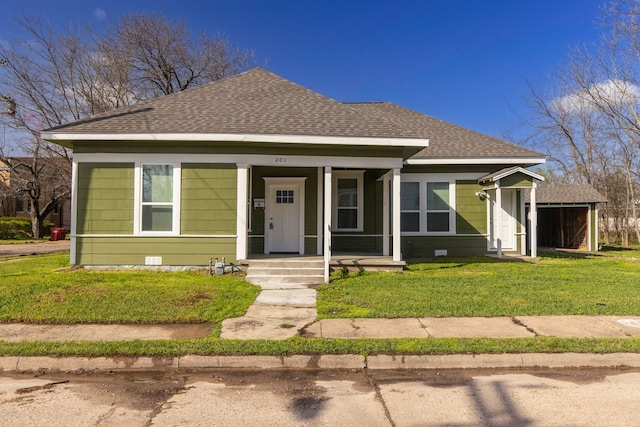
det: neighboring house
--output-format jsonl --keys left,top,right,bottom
{"left": 0, "top": 157, "right": 71, "bottom": 229}
{"left": 525, "top": 184, "right": 607, "bottom": 251}
{"left": 41, "top": 68, "right": 546, "bottom": 280}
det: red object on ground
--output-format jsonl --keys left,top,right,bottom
{"left": 50, "top": 228, "right": 67, "bottom": 241}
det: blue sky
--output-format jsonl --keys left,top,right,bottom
{"left": 0, "top": 0, "right": 607, "bottom": 142}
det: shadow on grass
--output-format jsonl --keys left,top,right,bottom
{"left": 537, "top": 249, "right": 602, "bottom": 260}
{"left": 600, "top": 245, "right": 636, "bottom": 252}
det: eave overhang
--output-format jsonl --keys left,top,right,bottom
{"left": 406, "top": 157, "right": 547, "bottom": 166}
{"left": 41, "top": 132, "right": 429, "bottom": 148}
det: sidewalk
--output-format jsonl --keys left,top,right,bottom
{"left": 2, "top": 315, "right": 640, "bottom": 342}
{"left": 0, "top": 240, "right": 70, "bottom": 257}
{"left": 2, "top": 316, "right": 640, "bottom": 373}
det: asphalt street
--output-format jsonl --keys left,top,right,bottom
{"left": 2, "top": 367, "right": 640, "bottom": 426}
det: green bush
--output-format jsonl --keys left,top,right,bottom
{"left": 0, "top": 217, "right": 54, "bottom": 239}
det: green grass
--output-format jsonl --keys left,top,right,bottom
{"left": 2, "top": 336, "right": 640, "bottom": 357}
{"left": 0, "top": 253, "right": 259, "bottom": 330}
{"left": 2, "top": 248, "right": 640, "bottom": 357}
{"left": 318, "top": 247, "right": 640, "bottom": 318}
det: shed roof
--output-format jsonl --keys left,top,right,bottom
{"left": 525, "top": 184, "right": 607, "bottom": 204}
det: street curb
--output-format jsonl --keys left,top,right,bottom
{"left": 1, "top": 353, "right": 640, "bottom": 373}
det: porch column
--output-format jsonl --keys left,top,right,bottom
{"left": 324, "top": 167, "right": 332, "bottom": 283}
{"left": 382, "top": 172, "right": 390, "bottom": 256}
{"left": 496, "top": 182, "right": 503, "bottom": 258}
{"left": 317, "top": 167, "right": 323, "bottom": 255}
{"left": 392, "top": 168, "right": 401, "bottom": 262}
{"left": 236, "top": 163, "right": 249, "bottom": 261}
{"left": 520, "top": 189, "right": 526, "bottom": 256}
{"left": 70, "top": 159, "right": 78, "bottom": 265}
{"left": 530, "top": 181, "right": 538, "bottom": 258}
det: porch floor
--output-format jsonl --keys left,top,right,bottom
{"left": 240, "top": 254, "right": 405, "bottom": 273}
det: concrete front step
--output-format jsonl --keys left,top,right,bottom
{"left": 248, "top": 267, "right": 325, "bottom": 276}
{"left": 246, "top": 275, "right": 324, "bottom": 286}
{"left": 246, "top": 258, "right": 325, "bottom": 288}
{"left": 247, "top": 259, "right": 324, "bottom": 269}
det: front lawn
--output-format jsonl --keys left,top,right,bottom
{"left": 317, "top": 247, "right": 640, "bottom": 318}
{"left": 0, "top": 253, "right": 259, "bottom": 331}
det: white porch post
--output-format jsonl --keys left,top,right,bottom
{"left": 530, "top": 181, "right": 538, "bottom": 258}
{"left": 520, "top": 189, "right": 526, "bottom": 256}
{"left": 70, "top": 159, "right": 78, "bottom": 265}
{"left": 392, "top": 168, "right": 401, "bottom": 262}
{"left": 317, "top": 167, "right": 323, "bottom": 255}
{"left": 496, "top": 182, "right": 503, "bottom": 258}
{"left": 236, "top": 164, "right": 249, "bottom": 261}
{"left": 382, "top": 172, "right": 390, "bottom": 256}
{"left": 323, "top": 167, "right": 332, "bottom": 283}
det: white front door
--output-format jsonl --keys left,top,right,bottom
{"left": 264, "top": 178, "right": 305, "bottom": 254}
{"left": 489, "top": 188, "right": 516, "bottom": 251}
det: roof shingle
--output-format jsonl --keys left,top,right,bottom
{"left": 43, "top": 68, "right": 544, "bottom": 161}
{"left": 525, "top": 184, "right": 607, "bottom": 204}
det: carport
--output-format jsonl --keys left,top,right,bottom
{"left": 525, "top": 184, "right": 606, "bottom": 251}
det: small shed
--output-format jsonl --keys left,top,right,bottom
{"left": 525, "top": 184, "right": 606, "bottom": 251}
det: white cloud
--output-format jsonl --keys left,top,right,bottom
{"left": 94, "top": 8, "right": 107, "bottom": 21}
{"left": 552, "top": 79, "right": 640, "bottom": 115}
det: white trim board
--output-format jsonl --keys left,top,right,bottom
{"left": 42, "top": 132, "right": 429, "bottom": 147}
{"left": 407, "top": 157, "right": 546, "bottom": 165}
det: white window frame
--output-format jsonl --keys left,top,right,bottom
{"left": 134, "top": 162, "right": 181, "bottom": 236}
{"left": 332, "top": 170, "right": 364, "bottom": 232}
{"left": 400, "top": 174, "right": 456, "bottom": 235}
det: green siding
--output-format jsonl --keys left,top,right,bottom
{"left": 402, "top": 165, "right": 496, "bottom": 174}
{"left": 455, "top": 180, "right": 486, "bottom": 234}
{"left": 500, "top": 173, "right": 534, "bottom": 188}
{"left": 76, "top": 237, "right": 236, "bottom": 265}
{"left": 181, "top": 164, "right": 237, "bottom": 234}
{"left": 249, "top": 167, "right": 319, "bottom": 254}
{"left": 402, "top": 236, "right": 487, "bottom": 258}
{"left": 77, "top": 163, "right": 134, "bottom": 234}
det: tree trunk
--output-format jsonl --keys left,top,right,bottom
{"left": 30, "top": 208, "right": 41, "bottom": 239}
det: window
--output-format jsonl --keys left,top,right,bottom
{"left": 400, "top": 177, "right": 455, "bottom": 234}
{"left": 426, "top": 182, "right": 450, "bottom": 232}
{"left": 15, "top": 196, "right": 24, "bottom": 213}
{"left": 333, "top": 171, "right": 364, "bottom": 231}
{"left": 401, "top": 182, "right": 420, "bottom": 232}
{"left": 139, "top": 164, "right": 179, "bottom": 233}
{"left": 276, "top": 190, "right": 294, "bottom": 204}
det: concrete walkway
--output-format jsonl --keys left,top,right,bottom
{"left": 220, "top": 283, "right": 318, "bottom": 340}
{"left": 3, "top": 315, "right": 640, "bottom": 342}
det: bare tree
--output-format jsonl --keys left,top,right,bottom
{"left": 521, "top": 0, "right": 640, "bottom": 246}
{"left": 0, "top": 12, "right": 258, "bottom": 238}
{"left": 97, "top": 12, "right": 257, "bottom": 98}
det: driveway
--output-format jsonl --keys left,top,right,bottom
{"left": 0, "top": 240, "right": 70, "bottom": 258}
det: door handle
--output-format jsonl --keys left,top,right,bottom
{"left": 270, "top": 222, "right": 274, "bottom": 230}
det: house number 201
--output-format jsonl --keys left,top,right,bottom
{"left": 274, "top": 157, "right": 287, "bottom": 163}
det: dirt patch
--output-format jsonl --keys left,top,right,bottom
{"left": 171, "top": 291, "right": 212, "bottom": 307}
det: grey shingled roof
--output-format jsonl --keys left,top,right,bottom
{"left": 43, "top": 68, "right": 544, "bottom": 160}
{"left": 347, "top": 102, "right": 542, "bottom": 159}
{"left": 44, "top": 68, "right": 427, "bottom": 139}
{"left": 525, "top": 184, "right": 607, "bottom": 204}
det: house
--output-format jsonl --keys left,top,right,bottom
{"left": 525, "top": 184, "right": 607, "bottom": 251}
{"left": 0, "top": 157, "right": 71, "bottom": 229}
{"left": 41, "top": 68, "right": 546, "bottom": 280}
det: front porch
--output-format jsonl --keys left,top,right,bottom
{"left": 237, "top": 160, "right": 409, "bottom": 282}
